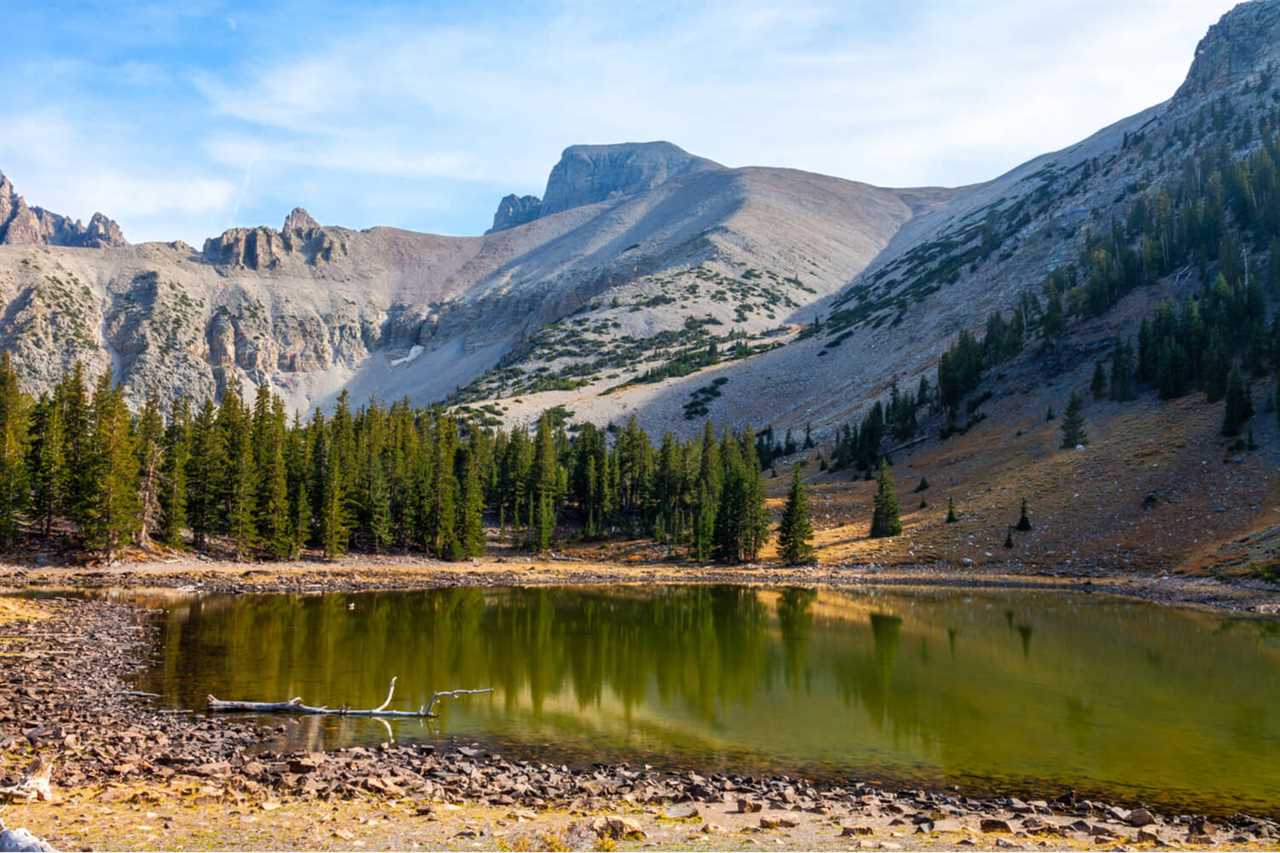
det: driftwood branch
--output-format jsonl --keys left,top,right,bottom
{"left": 206, "top": 676, "right": 492, "bottom": 719}
{"left": 0, "top": 758, "right": 54, "bottom": 803}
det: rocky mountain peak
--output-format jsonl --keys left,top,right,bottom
{"left": 487, "top": 194, "right": 543, "bottom": 233}
{"left": 539, "top": 141, "right": 724, "bottom": 217}
{"left": 1174, "top": 0, "right": 1280, "bottom": 104}
{"left": 0, "top": 170, "right": 126, "bottom": 248}
{"left": 282, "top": 207, "right": 320, "bottom": 232}
{"left": 85, "top": 212, "right": 126, "bottom": 247}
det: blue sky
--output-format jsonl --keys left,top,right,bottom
{"left": 1, "top": 0, "right": 1238, "bottom": 245}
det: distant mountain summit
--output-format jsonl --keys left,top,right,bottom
{"left": 486, "top": 141, "right": 724, "bottom": 232}
{"left": 539, "top": 141, "right": 723, "bottom": 215}
{"left": 0, "top": 172, "right": 125, "bottom": 248}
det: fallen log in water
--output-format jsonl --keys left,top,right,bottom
{"left": 206, "top": 676, "right": 492, "bottom": 718}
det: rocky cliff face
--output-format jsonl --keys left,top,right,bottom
{"left": 0, "top": 173, "right": 126, "bottom": 248}
{"left": 487, "top": 194, "right": 543, "bottom": 233}
{"left": 1174, "top": 0, "right": 1280, "bottom": 104}
{"left": 200, "top": 208, "right": 348, "bottom": 270}
{"left": 538, "top": 142, "right": 723, "bottom": 216}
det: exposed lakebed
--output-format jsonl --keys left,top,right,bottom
{"left": 131, "top": 584, "right": 1280, "bottom": 815}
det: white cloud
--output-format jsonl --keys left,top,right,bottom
{"left": 190, "top": 0, "right": 1238, "bottom": 197}
{"left": 0, "top": 1, "right": 1243, "bottom": 242}
{"left": 0, "top": 107, "right": 236, "bottom": 242}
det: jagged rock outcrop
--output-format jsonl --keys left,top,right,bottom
{"left": 0, "top": 173, "right": 126, "bottom": 248}
{"left": 538, "top": 142, "right": 723, "bottom": 216}
{"left": 1174, "top": 0, "right": 1280, "bottom": 102}
{"left": 201, "top": 217, "right": 347, "bottom": 270}
{"left": 487, "top": 194, "right": 542, "bottom": 232}
{"left": 282, "top": 207, "right": 320, "bottom": 232}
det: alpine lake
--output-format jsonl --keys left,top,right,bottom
{"left": 125, "top": 584, "right": 1280, "bottom": 816}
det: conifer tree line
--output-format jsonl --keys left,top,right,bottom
{"left": 931, "top": 102, "right": 1280, "bottom": 438}
{"left": 0, "top": 360, "right": 777, "bottom": 564}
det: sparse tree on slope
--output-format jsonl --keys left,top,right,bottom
{"left": 778, "top": 464, "right": 815, "bottom": 565}
{"left": 1060, "top": 391, "right": 1088, "bottom": 449}
{"left": 869, "top": 458, "right": 902, "bottom": 539}
{"left": 1222, "top": 366, "right": 1254, "bottom": 437}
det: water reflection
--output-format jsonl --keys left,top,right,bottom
{"left": 137, "top": 584, "right": 1280, "bottom": 815}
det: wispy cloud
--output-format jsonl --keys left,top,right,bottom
{"left": 0, "top": 0, "right": 1240, "bottom": 244}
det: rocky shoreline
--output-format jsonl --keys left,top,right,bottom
{"left": 0, "top": 593, "right": 1278, "bottom": 850}
{"left": 3, "top": 553, "right": 1279, "bottom": 618}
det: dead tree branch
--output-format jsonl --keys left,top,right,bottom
{"left": 206, "top": 676, "right": 492, "bottom": 719}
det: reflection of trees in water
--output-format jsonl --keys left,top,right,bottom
{"left": 776, "top": 588, "right": 817, "bottom": 691}
{"left": 161, "top": 586, "right": 785, "bottom": 727}
{"left": 1017, "top": 624, "right": 1033, "bottom": 660}
{"left": 147, "top": 585, "right": 1280, "bottom": 810}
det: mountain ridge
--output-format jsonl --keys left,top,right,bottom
{"left": 0, "top": 0, "right": 1275, "bottom": 437}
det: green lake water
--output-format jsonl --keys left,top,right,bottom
{"left": 134, "top": 585, "right": 1280, "bottom": 815}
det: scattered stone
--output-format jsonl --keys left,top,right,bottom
{"left": 589, "top": 816, "right": 646, "bottom": 841}
{"left": 841, "top": 825, "right": 874, "bottom": 837}
{"left": 664, "top": 802, "right": 699, "bottom": 820}
{"left": 981, "top": 818, "right": 1016, "bottom": 833}
{"left": 1126, "top": 807, "right": 1155, "bottom": 827}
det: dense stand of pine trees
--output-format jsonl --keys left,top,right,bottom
{"left": 0, "top": 361, "right": 781, "bottom": 564}
{"left": 929, "top": 103, "right": 1280, "bottom": 440}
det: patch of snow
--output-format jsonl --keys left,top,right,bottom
{"left": 390, "top": 345, "right": 424, "bottom": 367}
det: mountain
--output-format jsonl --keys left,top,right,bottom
{"left": 583, "top": 0, "right": 1280, "bottom": 438}
{"left": 0, "top": 173, "right": 126, "bottom": 248}
{"left": 0, "top": 144, "right": 951, "bottom": 413}
{"left": 0, "top": 0, "right": 1276, "bottom": 447}
{"left": 486, "top": 141, "right": 725, "bottom": 233}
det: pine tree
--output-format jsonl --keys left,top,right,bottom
{"left": 777, "top": 464, "right": 815, "bottom": 565}
{"left": 364, "top": 444, "right": 392, "bottom": 553}
{"left": 224, "top": 404, "right": 256, "bottom": 560}
{"left": 530, "top": 413, "right": 558, "bottom": 551}
{"left": 285, "top": 412, "right": 311, "bottom": 556}
{"left": 458, "top": 441, "right": 486, "bottom": 558}
{"left": 737, "top": 429, "right": 769, "bottom": 561}
{"left": 1015, "top": 498, "right": 1032, "bottom": 531}
{"left": 0, "top": 353, "right": 30, "bottom": 549}
{"left": 1109, "top": 338, "right": 1136, "bottom": 402}
{"left": 260, "top": 399, "right": 292, "bottom": 559}
{"left": 1003, "top": 527, "right": 1015, "bottom": 548}
{"left": 1060, "top": 391, "right": 1088, "bottom": 448}
{"left": 82, "top": 374, "right": 139, "bottom": 561}
{"left": 186, "top": 400, "right": 224, "bottom": 549}
{"left": 134, "top": 395, "right": 165, "bottom": 548}
{"left": 692, "top": 421, "right": 721, "bottom": 561}
{"left": 914, "top": 476, "right": 929, "bottom": 493}
{"left": 26, "top": 393, "right": 63, "bottom": 539}
{"left": 869, "top": 458, "right": 902, "bottom": 538}
{"left": 316, "top": 424, "right": 347, "bottom": 559}
{"left": 1222, "top": 365, "right": 1254, "bottom": 437}
{"left": 946, "top": 496, "right": 958, "bottom": 524}
{"left": 61, "top": 363, "right": 92, "bottom": 532}
{"left": 1091, "top": 361, "right": 1108, "bottom": 399}
{"left": 158, "top": 398, "right": 190, "bottom": 546}
{"left": 430, "top": 416, "right": 459, "bottom": 558}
